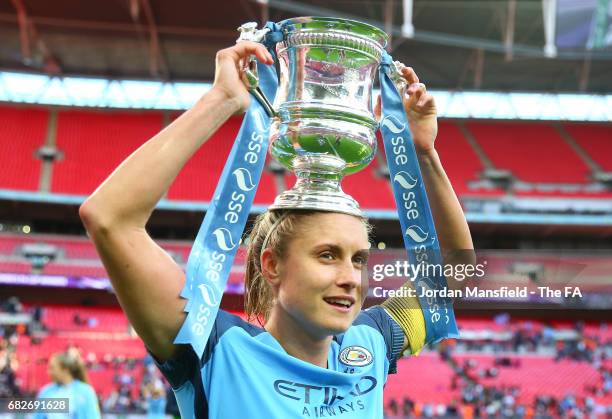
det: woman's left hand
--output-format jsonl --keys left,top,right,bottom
{"left": 375, "top": 65, "right": 438, "bottom": 155}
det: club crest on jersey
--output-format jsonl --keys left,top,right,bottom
{"left": 339, "top": 346, "right": 373, "bottom": 367}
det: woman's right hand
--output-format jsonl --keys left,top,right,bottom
{"left": 211, "top": 41, "right": 274, "bottom": 114}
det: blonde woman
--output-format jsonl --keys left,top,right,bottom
{"left": 35, "top": 352, "right": 100, "bottom": 419}
{"left": 80, "top": 41, "right": 471, "bottom": 418}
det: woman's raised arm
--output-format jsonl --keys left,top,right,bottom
{"left": 79, "top": 42, "right": 273, "bottom": 362}
{"left": 376, "top": 66, "right": 473, "bottom": 354}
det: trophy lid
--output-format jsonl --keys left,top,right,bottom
{"left": 277, "top": 17, "right": 388, "bottom": 61}
{"left": 278, "top": 16, "right": 388, "bottom": 46}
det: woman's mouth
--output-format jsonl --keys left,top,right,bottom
{"left": 323, "top": 297, "right": 355, "bottom": 313}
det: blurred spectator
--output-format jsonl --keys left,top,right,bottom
{"left": 142, "top": 379, "right": 167, "bottom": 419}
{"left": 35, "top": 351, "right": 100, "bottom": 419}
{"left": 0, "top": 358, "right": 20, "bottom": 397}
{"left": 2, "top": 297, "right": 23, "bottom": 314}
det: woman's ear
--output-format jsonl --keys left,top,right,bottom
{"left": 260, "top": 248, "right": 281, "bottom": 286}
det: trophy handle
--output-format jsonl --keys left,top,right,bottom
{"left": 237, "top": 23, "right": 277, "bottom": 117}
{"left": 242, "top": 58, "right": 277, "bottom": 118}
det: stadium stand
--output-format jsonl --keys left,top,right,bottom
{"left": 385, "top": 354, "right": 459, "bottom": 405}
{"left": 0, "top": 261, "right": 31, "bottom": 274}
{"left": 0, "top": 105, "right": 47, "bottom": 191}
{"left": 450, "top": 353, "right": 611, "bottom": 405}
{"left": 435, "top": 121, "right": 504, "bottom": 196}
{"left": 342, "top": 162, "right": 396, "bottom": 210}
{"left": 41, "top": 263, "right": 107, "bottom": 278}
{"left": 31, "top": 304, "right": 129, "bottom": 333}
{"left": 465, "top": 121, "right": 591, "bottom": 184}
{"left": 0, "top": 233, "right": 99, "bottom": 259}
{"left": 167, "top": 115, "right": 278, "bottom": 204}
{"left": 2, "top": 104, "right": 611, "bottom": 204}
{"left": 563, "top": 123, "right": 612, "bottom": 172}
{"left": 15, "top": 334, "right": 147, "bottom": 399}
{"left": 52, "top": 110, "right": 163, "bottom": 195}
{"left": 6, "top": 301, "right": 609, "bottom": 416}
{"left": 0, "top": 232, "right": 190, "bottom": 264}
{"left": 6, "top": 301, "right": 148, "bottom": 402}
{"left": 4, "top": 233, "right": 612, "bottom": 296}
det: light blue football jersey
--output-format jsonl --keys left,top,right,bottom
{"left": 35, "top": 380, "right": 100, "bottom": 419}
{"left": 155, "top": 306, "right": 404, "bottom": 419}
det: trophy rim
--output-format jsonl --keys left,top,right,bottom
{"left": 277, "top": 16, "right": 389, "bottom": 49}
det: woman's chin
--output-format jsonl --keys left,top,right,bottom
{"left": 321, "top": 317, "right": 354, "bottom": 335}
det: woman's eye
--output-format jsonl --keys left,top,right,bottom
{"left": 319, "top": 252, "right": 334, "bottom": 260}
{"left": 353, "top": 257, "right": 366, "bottom": 266}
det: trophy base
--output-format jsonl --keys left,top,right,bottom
{"left": 269, "top": 154, "right": 363, "bottom": 217}
{"left": 269, "top": 103, "right": 378, "bottom": 176}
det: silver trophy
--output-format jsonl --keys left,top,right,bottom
{"left": 238, "top": 17, "right": 406, "bottom": 216}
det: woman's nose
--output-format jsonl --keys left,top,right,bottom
{"left": 336, "top": 260, "right": 363, "bottom": 289}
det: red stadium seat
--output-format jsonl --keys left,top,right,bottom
{"left": 342, "top": 164, "right": 395, "bottom": 210}
{"left": 385, "top": 354, "right": 459, "bottom": 405}
{"left": 15, "top": 304, "right": 147, "bottom": 398}
{"left": 0, "top": 105, "right": 48, "bottom": 191}
{"left": 52, "top": 110, "right": 163, "bottom": 195}
{"left": 467, "top": 121, "right": 591, "bottom": 183}
{"left": 563, "top": 123, "right": 612, "bottom": 172}
{"left": 0, "top": 260, "right": 31, "bottom": 274}
{"left": 4, "top": 103, "right": 612, "bottom": 202}
{"left": 24, "top": 303, "right": 130, "bottom": 333}
{"left": 168, "top": 116, "right": 277, "bottom": 204}
{"left": 42, "top": 262, "right": 108, "bottom": 278}
{"left": 436, "top": 121, "right": 505, "bottom": 196}
{"left": 451, "top": 354, "right": 607, "bottom": 405}
{"left": 16, "top": 335, "right": 147, "bottom": 399}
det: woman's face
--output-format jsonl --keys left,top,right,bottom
{"left": 274, "top": 212, "right": 370, "bottom": 339}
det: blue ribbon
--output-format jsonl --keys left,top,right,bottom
{"left": 174, "top": 50, "right": 279, "bottom": 357}
{"left": 378, "top": 52, "right": 459, "bottom": 345}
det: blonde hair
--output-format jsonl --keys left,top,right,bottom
{"left": 52, "top": 351, "right": 89, "bottom": 383}
{"left": 244, "top": 209, "right": 371, "bottom": 324}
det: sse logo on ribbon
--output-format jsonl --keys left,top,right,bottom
{"left": 212, "top": 228, "right": 238, "bottom": 252}
{"left": 174, "top": 57, "right": 279, "bottom": 358}
{"left": 233, "top": 168, "right": 256, "bottom": 192}
{"left": 379, "top": 54, "right": 459, "bottom": 346}
{"left": 380, "top": 114, "right": 405, "bottom": 134}
{"left": 405, "top": 225, "right": 430, "bottom": 244}
{"left": 393, "top": 171, "right": 418, "bottom": 190}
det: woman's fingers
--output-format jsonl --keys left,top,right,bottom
{"left": 416, "top": 93, "right": 436, "bottom": 111}
{"left": 226, "top": 41, "right": 274, "bottom": 65}
{"left": 400, "top": 65, "right": 419, "bottom": 85}
{"left": 404, "top": 82, "right": 427, "bottom": 111}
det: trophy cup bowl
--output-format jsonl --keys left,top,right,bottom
{"left": 239, "top": 17, "right": 389, "bottom": 216}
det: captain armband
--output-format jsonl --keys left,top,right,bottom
{"left": 381, "top": 283, "right": 426, "bottom": 355}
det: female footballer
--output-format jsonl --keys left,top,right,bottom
{"left": 80, "top": 41, "right": 472, "bottom": 418}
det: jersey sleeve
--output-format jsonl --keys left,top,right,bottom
{"left": 151, "top": 310, "right": 259, "bottom": 389}
{"left": 353, "top": 306, "right": 406, "bottom": 374}
{"left": 380, "top": 283, "right": 427, "bottom": 355}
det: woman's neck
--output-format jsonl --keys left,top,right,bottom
{"left": 57, "top": 376, "right": 74, "bottom": 386}
{"left": 265, "top": 308, "right": 332, "bottom": 369}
